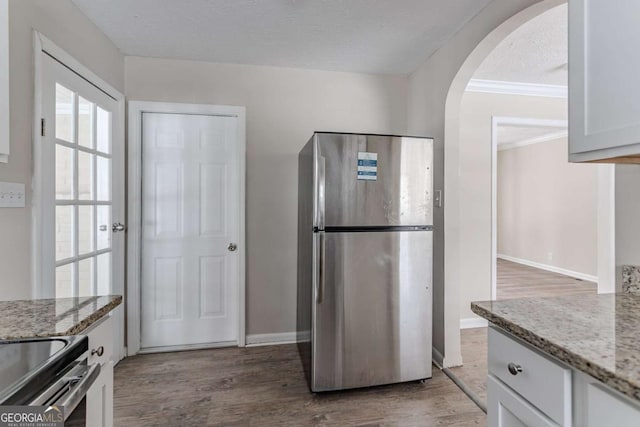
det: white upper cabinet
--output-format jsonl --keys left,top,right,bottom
{"left": 569, "top": 0, "right": 640, "bottom": 163}
{"left": 0, "top": 0, "right": 9, "bottom": 163}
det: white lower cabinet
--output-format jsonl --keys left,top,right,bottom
{"left": 586, "top": 383, "right": 640, "bottom": 427}
{"left": 86, "top": 361, "right": 114, "bottom": 427}
{"left": 488, "top": 376, "right": 558, "bottom": 427}
{"left": 488, "top": 326, "right": 640, "bottom": 427}
{"left": 571, "top": 369, "right": 640, "bottom": 427}
{"left": 488, "top": 326, "right": 571, "bottom": 425}
{"left": 488, "top": 327, "right": 570, "bottom": 426}
{"left": 85, "top": 316, "right": 115, "bottom": 427}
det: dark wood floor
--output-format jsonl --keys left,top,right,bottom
{"left": 114, "top": 344, "right": 485, "bottom": 426}
{"left": 449, "top": 328, "right": 488, "bottom": 403}
{"left": 451, "top": 260, "right": 598, "bottom": 404}
{"left": 496, "top": 258, "right": 596, "bottom": 300}
{"left": 115, "top": 260, "right": 593, "bottom": 425}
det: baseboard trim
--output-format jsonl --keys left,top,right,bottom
{"left": 138, "top": 340, "right": 237, "bottom": 354}
{"left": 498, "top": 254, "right": 597, "bottom": 283}
{"left": 443, "top": 353, "right": 463, "bottom": 368}
{"left": 460, "top": 318, "right": 489, "bottom": 329}
{"left": 245, "top": 331, "right": 310, "bottom": 347}
{"left": 432, "top": 347, "right": 444, "bottom": 369}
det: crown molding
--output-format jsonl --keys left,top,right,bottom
{"left": 498, "top": 130, "right": 568, "bottom": 151}
{"left": 466, "top": 79, "right": 567, "bottom": 99}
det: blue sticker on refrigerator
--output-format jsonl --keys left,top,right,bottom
{"left": 357, "top": 152, "right": 378, "bottom": 181}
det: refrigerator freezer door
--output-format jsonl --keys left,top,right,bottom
{"left": 311, "top": 230, "right": 432, "bottom": 391}
{"left": 315, "top": 133, "right": 433, "bottom": 228}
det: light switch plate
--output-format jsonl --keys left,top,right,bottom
{"left": 0, "top": 182, "right": 26, "bottom": 208}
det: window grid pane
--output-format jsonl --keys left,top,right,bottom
{"left": 78, "top": 151, "right": 94, "bottom": 200}
{"left": 96, "top": 252, "right": 111, "bottom": 295}
{"left": 55, "top": 84, "right": 74, "bottom": 143}
{"left": 96, "top": 106, "right": 111, "bottom": 154}
{"left": 96, "top": 155, "right": 111, "bottom": 201}
{"left": 55, "top": 205, "right": 74, "bottom": 261}
{"left": 55, "top": 263, "right": 74, "bottom": 298}
{"left": 55, "top": 144, "right": 75, "bottom": 200}
{"left": 78, "top": 96, "right": 94, "bottom": 149}
{"left": 96, "top": 205, "right": 111, "bottom": 250}
{"left": 53, "top": 85, "right": 113, "bottom": 298}
{"left": 78, "top": 205, "right": 94, "bottom": 255}
{"left": 78, "top": 257, "right": 94, "bottom": 296}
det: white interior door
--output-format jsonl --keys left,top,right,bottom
{"left": 39, "top": 53, "right": 125, "bottom": 357}
{"left": 141, "top": 113, "right": 240, "bottom": 350}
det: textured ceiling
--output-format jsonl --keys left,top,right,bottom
{"left": 497, "top": 125, "right": 567, "bottom": 147}
{"left": 474, "top": 3, "right": 567, "bottom": 85}
{"left": 70, "top": 0, "right": 492, "bottom": 75}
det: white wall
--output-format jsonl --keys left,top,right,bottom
{"left": 615, "top": 165, "right": 640, "bottom": 291}
{"left": 406, "top": 0, "right": 558, "bottom": 366}
{"left": 497, "top": 137, "right": 598, "bottom": 277}
{"left": 457, "top": 91, "right": 571, "bottom": 320}
{"left": 0, "top": 0, "right": 123, "bottom": 300}
{"left": 125, "top": 56, "right": 408, "bottom": 336}
{"left": 2, "top": 0, "right": 596, "bottom": 367}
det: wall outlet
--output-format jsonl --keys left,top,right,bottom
{"left": 547, "top": 252, "right": 553, "bottom": 262}
{"left": 0, "top": 182, "right": 26, "bottom": 208}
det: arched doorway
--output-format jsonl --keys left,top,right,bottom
{"left": 441, "top": 0, "right": 614, "bottom": 371}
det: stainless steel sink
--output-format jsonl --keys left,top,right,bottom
{"left": 0, "top": 335, "right": 88, "bottom": 405}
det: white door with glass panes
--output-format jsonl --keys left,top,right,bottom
{"left": 39, "top": 53, "right": 124, "bottom": 356}
{"left": 140, "top": 113, "right": 240, "bottom": 350}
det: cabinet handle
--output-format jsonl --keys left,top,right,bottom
{"left": 91, "top": 346, "right": 104, "bottom": 357}
{"left": 507, "top": 362, "right": 523, "bottom": 375}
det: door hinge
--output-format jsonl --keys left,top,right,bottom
{"left": 41, "top": 118, "right": 46, "bottom": 137}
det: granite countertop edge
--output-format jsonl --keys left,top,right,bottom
{"left": 471, "top": 301, "right": 640, "bottom": 402}
{"left": 0, "top": 295, "right": 123, "bottom": 341}
{"left": 49, "top": 295, "right": 122, "bottom": 338}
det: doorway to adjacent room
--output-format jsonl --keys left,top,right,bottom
{"left": 127, "top": 102, "right": 246, "bottom": 354}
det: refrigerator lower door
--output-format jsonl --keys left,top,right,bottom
{"left": 311, "top": 230, "right": 432, "bottom": 391}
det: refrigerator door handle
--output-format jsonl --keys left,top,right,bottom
{"left": 317, "top": 232, "right": 325, "bottom": 304}
{"left": 316, "top": 156, "right": 326, "bottom": 231}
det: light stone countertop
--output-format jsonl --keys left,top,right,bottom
{"left": 472, "top": 293, "right": 640, "bottom": 402}
{"left": 0, "top": 295, "right": 122, "bottom": 340}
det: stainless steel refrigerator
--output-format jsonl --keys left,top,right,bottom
{"left": 297, "top": 132, "right": 433, "bottom": 392}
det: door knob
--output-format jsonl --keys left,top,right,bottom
{"left": 112, "top": 222, "right": 126, "bottom": 233}
{"left": 228, "top": 243, "right": 238, "bottom": 252}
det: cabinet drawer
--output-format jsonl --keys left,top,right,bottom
{"left": 488, "top": 375, "right": 558, "bottom": 427}
{"left": 488, "top": 327, "right": 571, "bottom": 426}
{"left": 85, "top": 316, "right": 114, "bottom": 365}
